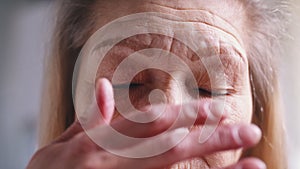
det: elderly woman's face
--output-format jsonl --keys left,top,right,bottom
{"left": 94, "top": 0, "right": 253, "bottom": 168}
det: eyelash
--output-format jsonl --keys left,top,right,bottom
{"left": 196, "top": 88, "right": 228, "bottom": 97}
{"left": 113, "top": 83, "right": 228, "bottom": 97}
{"left": 113, "top": 83, "right": 143, "bottom": 89}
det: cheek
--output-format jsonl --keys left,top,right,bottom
{"left": 205, "top": 150, "right": 242, "bottom": 168}
{"left": 224, "top": 93, "right": 253, "bottom": 125}
{"left": 205, "top": 82, "right": 253, "bottom": 168}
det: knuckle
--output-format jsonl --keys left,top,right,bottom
{"left": 229, "top": 126, "right": 244, "bottom": 146}
{"left": 214, "top": 125, "right": 242, "bottom": 148}
{"left": 167, "top": 138, "right": 190, "bottom": 159}
{"left": 79, "top": 153, "right": 117, "bottom": 169}
{"left": 77, "top": 159, "right": 97, "bottom": 169}
{"left": 214, "top": 126, "right": 232, "bottom": 146}
{"left": 70, "top": 134, "right": 96, "bottom": 154}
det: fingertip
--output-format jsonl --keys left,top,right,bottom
{"left": 252, "top": 158, "right": 267, "bottom": 169}
{"left": 96, "top": 78, "right": 114, "bottom": 102}
{"left": 96, "top": 78, "right": 112, "bottom": 92}
{"left": 234, "top": 158, "right": 266, "bottom": 169}
{"left": 238, "top": 124, "right": 262, "bottom": 147}
{"left": 96, "top": 78, "right": 115, "bottom": 123}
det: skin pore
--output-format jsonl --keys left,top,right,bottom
{"left": 93, "top": 0, "right": 253, "bottom": 168}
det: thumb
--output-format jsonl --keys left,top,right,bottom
{"left": 96, "top": 78, "right": 115, "bottom": 124}
{"left": 78, "top": 78, "right": 115, "bottom": 128}
{"left": 53, "top": 78, "right": 115, "bottom": 143}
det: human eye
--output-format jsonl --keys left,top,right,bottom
{"left": 112, "top": 82, "right": 144, "bottom": 89}
{"left": 195, "top": 87, "right": 229, "bottom": 97}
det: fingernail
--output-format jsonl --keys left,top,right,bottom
{"left": 256, "top": 160, "right": 267, "bottom": 169}
{"left": 238, "top": 124, "right": 262, "bottom": 145}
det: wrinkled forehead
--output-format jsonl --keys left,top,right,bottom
{"left": 74, "top": 1, "right": 250, "bottom": 106}
{"left": 77, "top": 1, "right": 249, "bottom": 83}
{"left": 85, "top": 0, "right": 248, "bottom": 75}
{"left": 91, "top": 0, "right": 247, "bottom": 41}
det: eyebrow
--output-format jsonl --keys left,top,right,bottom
{"left": 96, "top": 35, "right": 246, "bottom": 83}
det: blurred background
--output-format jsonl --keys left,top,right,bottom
{"left": 0, "top": 0, "right": 299, "bottom": 169}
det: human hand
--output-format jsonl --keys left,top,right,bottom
{"left": 26, "top": 78, "right": 265, "bottom": 169}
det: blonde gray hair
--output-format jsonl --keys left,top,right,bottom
{"left": 39, "top": 1, "right": 289, "bottom": 168}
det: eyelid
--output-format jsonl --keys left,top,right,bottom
{"left": 113, "top": 83, "right": 143, "bottom": 89}
{"left": 196, "top": 87, "right": 232, "bottom": 96}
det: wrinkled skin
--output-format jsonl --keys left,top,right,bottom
{"left": 96, "top": 0, "right": 251, "bottom": 168}
{"left": 27, "top": 0, "right": 267, "bottom": 169}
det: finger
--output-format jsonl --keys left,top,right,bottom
{"left": 115, "top": 124, "right": 262, "bottom": 169}
{"left": 53, "top": 119, "right": 84, "bottom": 143}
{"left": 77, "top": 78, "right": 115, "bottom": 129}
{"left": 54, "top": 78, "right": 115, "bottom": 143}
{"left": 109, "top": 100, "right": 227, "bottom": 138}
{"left": 222, "top": 158, "right": 266, "bottom": 169}
{"left": 96, "top": 78, "right": 115, "bottom": 124}
{"left": 84, "top": 100, "right": 227, "bottom": 149}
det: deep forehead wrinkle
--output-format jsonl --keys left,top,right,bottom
{"left": 91, "top": 14, "right": 247, "bottom": 63}
{"left": 92, "top": 0, "right": 246, "bottom": 49}
{"left": 144, "top": 7, "right": 245, "bottom": 48}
